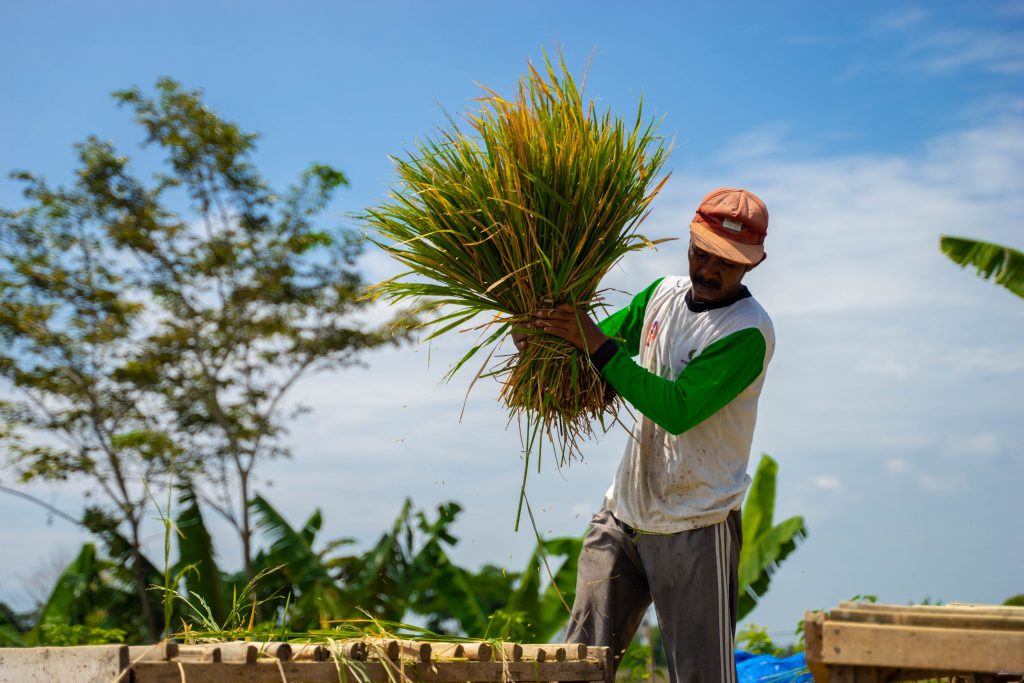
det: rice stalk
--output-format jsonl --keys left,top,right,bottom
{"left": 364, "top": 53, "right": 669, "bottom": 520}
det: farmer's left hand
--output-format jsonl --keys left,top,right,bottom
{"left": 534, "top": 303, "right": 608, "bottom": 355}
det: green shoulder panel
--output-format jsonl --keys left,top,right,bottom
{"left": 598, "top": 277, "right": 664, "bottom": 356}
{"left": 601, "top": 326, "right": 767, "bottom": 435}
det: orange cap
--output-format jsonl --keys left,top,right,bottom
{"left": 689, "top": 188, "right": 769, "bottom": 266}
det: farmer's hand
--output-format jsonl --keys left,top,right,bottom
{"left": 534, "top": 303, "right": 609, "bottom": 355}
{"left": 510, "top": 319, "right": 540, "bottom": 352}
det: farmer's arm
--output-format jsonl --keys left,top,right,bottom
{"left": 594, "top": 277, "right": 663, "bottom": 355}
{"left": 537, "top": 303, "right": 766, "bottom": 435}
{"left": 596, "top": 328, "right": 766, "bottom": 434}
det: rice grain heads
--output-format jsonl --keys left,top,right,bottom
{"left": 365, "top": 55, "right": 669, "bottom": 514}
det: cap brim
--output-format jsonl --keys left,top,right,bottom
{"left": 690, "top": 222, "right": 764, "bottom": 266}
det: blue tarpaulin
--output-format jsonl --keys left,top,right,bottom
{"left": 735, "top": 651, "right": 814, "bottom": 682}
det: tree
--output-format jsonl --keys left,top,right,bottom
{"left": 1, "top": 78, "right": 409, "bottom": 639}
{"left": 939, "top": 236, "right": 1024, "bottom": 299}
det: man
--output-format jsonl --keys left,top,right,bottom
{"left": 518, "top": 188, "right": 775, "bottom": 683}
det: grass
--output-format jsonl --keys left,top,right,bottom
{"left": 364, "top": 52, "right": 669, "bottom": 526}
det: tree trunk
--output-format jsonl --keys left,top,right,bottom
{"left": 240, "top": 469, "right": 253, "bottom": 580}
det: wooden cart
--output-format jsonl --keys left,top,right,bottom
{"left": 0, "top": 639, "right": 614, "bottom": 683}
{"left": 803, "top": 601, "right": 1024, "bottom": 682}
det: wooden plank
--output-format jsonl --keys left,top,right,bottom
{"left": 362, "top": 638, "right": 401, "bottom": 660}
{"left": 829, "top": 607, "right": 1024, "bottom": 631}
{"left": 837, "top": 602, "right": 1024, "bottom": 618}
{"left": 177, "top": 645, "right": 222, "bottom": 662}
{"left": 432, "top": 642, "right": 466, "bottom": 659}
{"left": 535, "top": 643, "right": 587, "bottom": 660}
{"left": 803, "top": 612, "right": 829, "bottom": 683}
{"left": 218, "top": 642, "right": 258, "bottom": 664}
{"left": 817, "top": 621, "right": 1024, "bottom": 672}
{"left": 246, "top": 641, "right": 292, "bottom": 661}
{"left": 429, "top": 642, "right": 493, "bottom": 661}
{"left": 0, "top": 645, "right": 128, "bottom": 683}
{"left": 290, "top": 643, "right": 329, "bottom": 661}
{"left": 520, "top": 644, "right": 566, "bottom": 661}
{"left": 130, "top": 658, "right": 608, "bottom": 683}
{"left": 464, "top": 641, "right": 493, "bottom": 662}
{"left": 395, "top": 639, "right": 431, "bottom": 662}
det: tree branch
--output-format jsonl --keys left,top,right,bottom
{"left": 0, "top": 484, "right": 83, "bottom": 527}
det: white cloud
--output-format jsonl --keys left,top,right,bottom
{"left": 872, "top": 8, "right": 930, "bottom": 32}
{"left": 885, "top": 457, "right": 912, "bottom": 475}
{"left": 837, "top": 10, "right": 1024, "bottom": 80}
{"left": 906, "top": 30, "right": 1024, "bottom": 75}
{"left": 939, "top": 432, "right": 1003, "bottom": 459}
{"left": 812, "top": 474, "right": 842, "bottom": 491}
{"left": 884, "top": 456, "right": 961, "bottom": 493}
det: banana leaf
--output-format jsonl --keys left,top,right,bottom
{"left": 940, "top": 235, "right": 1024, "bottom": 299}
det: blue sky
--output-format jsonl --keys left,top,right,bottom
{"left": 2, "top": 1, "right": 1023, "bottom": 640}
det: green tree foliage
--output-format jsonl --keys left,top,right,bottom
{"left": 738, "top": 454, "right": 808, "bottom": 621}
{"left": 169, "top": 492, "right": 582, "bottom": 640}
{"left": 940, "top": 236, "right": 1024, "bottom": 299}
{"left": 0, "top": 79, "right": 409, "bottom": 637}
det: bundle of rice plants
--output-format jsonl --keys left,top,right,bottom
{"left": 365, "top": 55, "right": 669, "bottom": 520}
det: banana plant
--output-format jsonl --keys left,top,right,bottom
{"left": 738, "top": 453, "right": 808, "bottom": 620}
{"left": 940, "top": 236, "right": 1024, "bottom": 299}
{"left": 407, "top": 531, "right": 582, "bottom": 642}
{"left": 30, "top": 543, "right": 142, "bottom": 643}
{"left": 174, "top": 486, "right": 228, "bottom": 626}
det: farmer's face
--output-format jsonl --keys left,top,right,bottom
{"left": 688, "top": 242, "right": 752, "bottom": 303}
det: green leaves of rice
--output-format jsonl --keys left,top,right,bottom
{"left": 365, "top": 54, "right": 668, "bottom": 512}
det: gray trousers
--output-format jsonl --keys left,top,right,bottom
{"left": 565, "top": 508, "right": 742, "bottom": 683}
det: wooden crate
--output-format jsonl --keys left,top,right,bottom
{"left": 0, "top": 639, "right": 613, "bottom": 683}
{"left": 803, "top": 602, "right": 1024, "bottom": 682}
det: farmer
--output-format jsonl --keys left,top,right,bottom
{"left": 515, "top": 187, "right": 774, "bottom": 683}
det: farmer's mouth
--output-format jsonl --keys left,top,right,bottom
{"left": 692, "top": 276, "right": 721, "bottom": 291}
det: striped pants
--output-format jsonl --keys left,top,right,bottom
{"left": 565, "top": 508, "right": 742, "bottom": 683}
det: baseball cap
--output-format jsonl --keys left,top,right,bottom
{"left": 689, "top": 188, "right": 769, "bottom": 266}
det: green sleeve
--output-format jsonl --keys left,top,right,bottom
{"left": 597, "top": 277, "right": 664, "bottom": 356}
{"left": 600, "top": 326, "right": 767, "bottom": 435}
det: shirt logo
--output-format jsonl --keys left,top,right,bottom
{"left": 645, "top": 320, "right": 660, "bottom": 346}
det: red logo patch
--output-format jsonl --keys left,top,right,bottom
{"left": 645, "top": 320, "right": 660, "bottom": 346}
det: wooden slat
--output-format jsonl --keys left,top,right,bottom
{"left": 535, "top": 643, "right": 587, "bottom": 660}
{"left": 396, "top": 639, "right": 432, "bottom": 662}
{"left": 501, "top": 642, "right": 524, "bottom": 661}
{"left": 129, "top": 658, "right": 609, "bottom": 683}
{"left": 829, "top": 607, "right": 1024, "bottom": 631}
{"left": 177, "top": 645, "right": 222, "bottom": 662}
{"left": 817, "top": 621, "right": 1024, "bottom": 672}
{"left": 245, "top": 641, "right": 292, "bottom": 661}
{"left": 290, "top": 643, "right": 329, "bottom": 661}
{"left": 837, "top": 602, "right": 1024, "bottom": 618}
{"left": 519, "top": 644, "right": 566, "bottom": 661}
{"left": 128, "top": 642, "right": 178, "bottom": 662}
{"left": 218, "top": 642, "right": 258, "bottom": 664}
{"left": 431, "top": 643, "right": 466, "bottom": 659}
{"left": 803, "top": 611, "right": 829, "bottom": 683}
{"left": 362, "top": 638, "right": 400, "bottom": 660}
{"left": 465, "top": 642, "right": 493, "bottom": 662}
